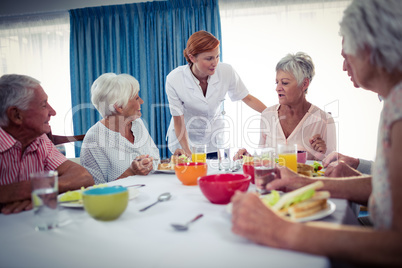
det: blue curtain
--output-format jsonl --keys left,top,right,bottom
{"left": 69, "top": 0, "right": 222, "bottom": 158}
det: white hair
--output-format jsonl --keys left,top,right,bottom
{"left": 0, "top": 74, "right": 39, "bottom": 127}
{"left": 340, "top": 0, "right": 402, "bottom": 73}
{"left": 276, "top": 52, "right": 315, "bottom": 92}
{"left": 91, "top": 73, "right": 140, "bottom": 118}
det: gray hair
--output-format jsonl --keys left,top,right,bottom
{"left": 276, "top": 52, "right": 315, "bottom": 92}
{"left": 0, "top": 74, "right": 39, "bottom": 127}
{"left": 340, "top": 0, "right": 402, "bottom": 73}
{"left": 91, "top": 73, "right": 140, "bottom": 118}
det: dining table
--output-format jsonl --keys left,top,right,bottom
{"left": 0, "top": 160, "right": 359, "bottom": 268}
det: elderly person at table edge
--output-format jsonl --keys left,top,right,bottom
{"left": 0, "top": 74, "right": 94, "bottom": 215}
{"left": 80, "top": 73, "right": 184, "bottom": 184}
{"left": 231, "top": 0, "right": 402, "bottom": 266}
{"left": 322, "top": 46, "right": 374, "bottom": 177}
{"left": 236, "top": 52, "right": 336, "bottom": 161}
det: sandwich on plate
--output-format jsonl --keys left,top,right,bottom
{"left": 261, "top": 181, "right": 329, "bottom": 220}
{"left": 157, "top": 155, "right": 189, "bottom": 170}
{"left": 297, "top": 162, "right": 324, "bottom": 177}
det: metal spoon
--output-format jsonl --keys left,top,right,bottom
{"left": 117, "top": 184, "right": 145, "bottom": 189}
{"left": 139, "top": 192, "right": 171, "bottom": 212}
{"left": 171, "top": 214, "right": 203, "bottom": 231}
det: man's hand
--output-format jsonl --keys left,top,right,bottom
{"left": 1, "top": 200, "right": 33, "bottom": 215}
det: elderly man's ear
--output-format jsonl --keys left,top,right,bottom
{"left": 6, "top": 107, "right": 23, "bottom": 125}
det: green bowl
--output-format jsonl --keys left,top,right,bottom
{"left": 82, "top": 186, "right": 129, "bottom": 221}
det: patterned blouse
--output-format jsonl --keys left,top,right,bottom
{"left": 259, "top": 104, "right": 337, "bottom": 160}
{"left": 80, "top": 119, "right": 160, "bottom": 184}
{"left": 370, "top": 81, "right": 402, "bottom": 229}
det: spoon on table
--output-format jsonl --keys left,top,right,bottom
{"left": 139, "top": 192, "right": 172, "bottom": 212}
{"left": 171, "top": 214, "right": 204, "bottom": 231}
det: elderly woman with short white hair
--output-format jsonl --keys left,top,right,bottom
{"left": 81, "top": 73, "right": 183, "bottom": 184}
{"left": 236, "top": 52, "right": 337, "bottom": 160}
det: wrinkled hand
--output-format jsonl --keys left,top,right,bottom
{"left": 234, "top": 148, "right": 251, "bottom": 161}
{"left": 1, "top": 199, "right": 33, "bottom": 215}
{"left": 231, "top": 191, "right": 288, "bottom": 247}
{"left": 265, "top": 166, "right": 313, "bottom": 193}
{"left": 309, "top": 134, "right": 327, "bottom": 154}
{"left": 130, "top": 155, "right": 154, "bottom": 175}
{"left": 322, "top": 151, "right": 359, "bottom": 169}
{"left": 324, "top": 160, "right": 362, "bottom": 177}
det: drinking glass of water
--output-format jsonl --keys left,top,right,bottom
{"left": 253, "top": 148, "right": 276, "bottom": 194}
{"left": 30, "top": 171, "right": 59, "bottom": 231}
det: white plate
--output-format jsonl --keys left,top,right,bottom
{"left": 154, "top": 169, "right": 175, "bottom": 174}
{"left": 58, "top": 187, "right": 140, "bottom": 208}
{"left": 294, "top": 200, "right": 335, "bottom": 222}
{"left": 226, "top": 200, "right": 336, "bottom": 222}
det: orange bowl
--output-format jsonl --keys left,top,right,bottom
{"left": 174, "top": 162, "right": 208, "bottom": 185}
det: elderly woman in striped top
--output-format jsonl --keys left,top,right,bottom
{"left": 80, "top": 73, "right": 183, "bottom": 184}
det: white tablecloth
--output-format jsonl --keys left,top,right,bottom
{"left": 0, "top": 161, "right": 358, "bottom": 268}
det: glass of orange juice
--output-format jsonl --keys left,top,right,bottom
{"left": 192, "top": 144, "right": 207, "bottom": 163}
{"left": 277, "top": 144, "right": 297, "bottom": 172}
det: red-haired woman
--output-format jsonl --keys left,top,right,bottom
{"left": 165, "top": 30, "right": 266, "bottom": 158}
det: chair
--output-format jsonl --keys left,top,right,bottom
{"left": 47, "top": 131, "right": 85, "bottom": 145}
{"left": 47, "top": 131, "right": 85, "bottom": 161}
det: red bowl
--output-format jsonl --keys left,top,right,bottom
{"left": 242, "top": 162, "right": 255, "bottom": 184}
{"left": 198, "top": 174, "right": 251, "bottom": 204}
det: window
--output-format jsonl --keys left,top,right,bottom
{"left": 0, "top": 12, "right": 75, "bottom": 157}
{"left": 219, "top": 0, "right": 382, "bottom": 160}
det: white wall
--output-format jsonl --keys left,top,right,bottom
{"left": 0, "top": 0, "right": 153, "bottom": 16}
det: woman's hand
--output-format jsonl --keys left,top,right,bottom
{"left": 130, "top": 155, "right": 154, "bottom": 175}
{"left": 174, "top": 148, "right": 190, "bottom": 158}
{"left": 234, "top": 148, "right": 250, "bottom": 160}
{"left": 309, "top": 134, "right": 327, "bottom": 154}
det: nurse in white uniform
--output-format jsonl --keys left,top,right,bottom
{"left": 165, "top": 31, "right": 267, "bottom": 158}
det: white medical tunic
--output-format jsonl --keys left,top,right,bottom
{"left": 166, "top": 63, "right": 249, "bottom": 153}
